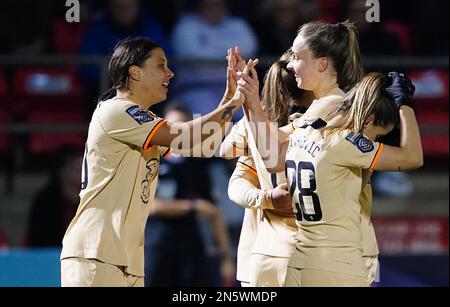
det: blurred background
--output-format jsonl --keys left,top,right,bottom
{"left": 0, "top": 0, "right": 448, "bottom": 287}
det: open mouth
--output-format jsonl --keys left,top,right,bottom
{"left": 162, "top": 81, "right": 169, "bottom": 88}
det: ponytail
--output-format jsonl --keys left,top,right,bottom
{"left": 298, "top": 21, "right": 364, "bottom": 92}
{"left": 338, "top": 21, "right": 364, "bottom": 92}
{"left": 97, "top": 87, "right": 117, "bottom": 103}
{"left": 261, "top": 50, "right": 306, "bottom": 126}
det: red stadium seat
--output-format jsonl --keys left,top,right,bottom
{"left": 384, "top": 22, "right": 413, "bottom": 54}
{"left": 13, "top": 67, "right": 85, "bottom": 114}
{"left": 416, "top": 112, "right": 449, "bottom": 158}
{"left": 51, "top": 18, "right": 87, "bottom": 54}
{"left": 26, "top": 110, "right": 86, "bottom": 155}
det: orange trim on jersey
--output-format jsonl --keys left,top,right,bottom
{"left": 290, "top": 122, "right": 295, "bottom": 133}
{"left": 232, "top": 142, "right": 247, "bottom": 150}
{"left": 369, "top": 143, "right": 384, "bottom": 170}
{"left": 163, "top": 148, "right": 173, "bottom": 158}
{"left": 143, "top": 119, "right": 167, "bottom": 150}
{"left": 238, "top": 161, "right": 257, "bottom": 176}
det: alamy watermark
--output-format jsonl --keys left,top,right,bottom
{"left": 169, "top": 114, "right": 281, "bottom": 168}
{"left": 65, "top": 0, "right": 80, "bottom": 23}
{"left": 366, "top": 0, "right": 380, "bottom": 23}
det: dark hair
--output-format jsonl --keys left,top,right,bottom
{"left": 98, "top": 37, "right": 161, "bottom": 102}
{"left": 298, "top": 21, "right": 364, "bottom": 92}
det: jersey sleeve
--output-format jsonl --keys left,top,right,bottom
{"left": 228, "top": 156, "right": 274, "bottom": 210}
{"left": 98, "top": 102, "right": 166, "bottom": 151}
{"left": 158, "top": 146, "right": 173, "bottom": 159}
{"left": 332, "top": 132, "right": 384, "bottom": 170}
{"left": 229, "top": 119, "right": 248, "bottom": 150}
{"left": 236, "top": 156, "right": 257, "bottom": 177}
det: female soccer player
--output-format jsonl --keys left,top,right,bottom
{"left": 225, "top": 51, "right": 314, "bottom": 287}
{"left": 241, "top": 69, "right": 420, "bottom": 286}
{"left": 60, "top": 37, "right": 257, "bottom": 286}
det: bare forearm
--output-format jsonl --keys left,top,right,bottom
{"left": 210, "top": 213, "right": 232, "bottom": 259}
{"left": 399, "top": 106, "right": 423, "bottom": 168}
{"left": 150, "top": 199, "right": 192, "bottom": 217}
{"left": 168, "top": 98, "right": 242, "bottom": 156}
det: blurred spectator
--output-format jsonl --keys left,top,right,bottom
{"left": 26, "top": 146, "right": 83, "bottom": 247}
{"left": 79, "top": 0, "right": 171, "bottom": 109}
{"left": 171, "top": 0, "right": 257, "bottom": 59}
{"left": 254, "top": 0, "right": 321, "bottom": 56}
{"left": 170, "top": 0, "right": 258, "bottom": 116}
{"left": 343, "top": 0, "right": 404, "bottom": 55}
{"left": 141, "top": 0, "right": 186, "bottom": 36}
{"left": 145, "top": 104, "right": 235, "bottom": 287}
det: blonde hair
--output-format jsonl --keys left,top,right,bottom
{"left": 327, "top": 72, "right": 398, "bottom": 134}
{"left": 261, "top": 50, "right": 305, "bottom": 125}
{"left": 298, "top": 20, "right": 364, "bottom": 92}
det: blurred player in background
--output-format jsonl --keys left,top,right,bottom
{"left": 60, "top": 37, "right": 257, "bottom": 287}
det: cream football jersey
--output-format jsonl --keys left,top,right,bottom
{"left": 285, "top": 122, "right": 384, "bottom": 276}
{"left": 228, "top": 118, "right": 297, "bottom": 258}
{"left": 61, "top": 97, "right": 171, "bottom": 277}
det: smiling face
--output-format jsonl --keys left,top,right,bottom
{"left": 287, "top": 35, "right": 322, "bottom": 92}
{"left": 131, "top": 48, "right": 174, "bottom": 104}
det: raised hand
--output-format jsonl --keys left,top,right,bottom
{"left": 385, "top": 72, "right": 415, "bottom": 108}
{"left": 236, "top": 58, "right": 260, "bottom": 107}
{"left": 224, "top": 47, "right": 246, "bottom": 100}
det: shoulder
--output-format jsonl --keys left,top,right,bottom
{"left": 337, "top": 130, "right": 376, "bottom": 154}
{"left": 97, "top": 98, "right": 160, "bottom": 127}
{"left": 237, "top": 156, "right": 257, "bottom": 172}
{"left": 315, "top": 94, "right": 344, "bottom": 107}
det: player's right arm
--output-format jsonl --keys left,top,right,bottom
{"left": 151, "top": 60, "right": 259, "bottom": 155}
{"left": 228, "top": 157, "right": 293, "bottom": 215}
{"left": 220, "top": 119, "right": 249, "bottom": 159}
{"left": 237, "top": 65, "right": 290, "bottom": 172}
{"left": 228, "top": 157, "right": 274, "bottom": 210}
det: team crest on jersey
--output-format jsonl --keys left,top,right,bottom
{"left": 141, "top": 158, "right": 160, "bottom": 204}
{"left": 126, "top": 105, "right": 154, "bottom": 125}
{"left": 345, "top": 133, "right": 374, "bottom": 153}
